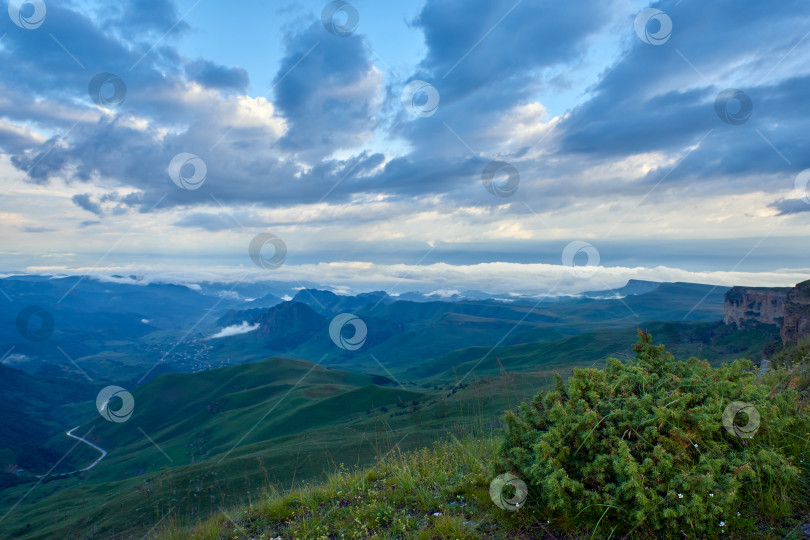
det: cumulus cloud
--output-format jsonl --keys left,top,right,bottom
{"left": 272, "top": 22, "right": 383, "bottom": 163}
{"left": 185, "top": 59, "right": 250, "bottom": 92}
{"left": 557, "top": 0, "right": 810, "bottom": 181}
{"left": 71, "top": 194, "right": 103, "bottom": 216}
{"left": 0, "top": 1, "right": 290, "bottom": 212}
{"left": 413, "top": 0, "right": 610, "bottom": 104}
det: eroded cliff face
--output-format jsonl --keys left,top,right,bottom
{"left": 723, "top": 281, "right": 810, "bottom": 344}
{"left": 723, "top": 287, "right": 790, "bottom": 326}
{"left": 781, "top": 280, "right": 810, "bottom": 344}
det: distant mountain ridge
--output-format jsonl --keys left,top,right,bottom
{"left": 291, "top": 289, "right": 392, "bottom": 315}
{"left": 252, "top": 302, "right": 327, "bottom": 347}
{"left": 581, "top": 279, "right": 663, "bottom": 298}
{"left": 209, "top": 281, "right": 730, "bottom": 375}
{"left": 0, "top": 274, "right": 730, "bottom": 383}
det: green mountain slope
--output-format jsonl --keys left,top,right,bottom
{"left": 0, "top": 365, "right": 96, "bottom": 484}
{"left": 0, "top": 357, "right": 443, "bottom": 538}
{"left": 405, "top": 320, "right": 780, "bottom": 382}
{"left": 0, "top": 311, "right": 778, "bottom": 539}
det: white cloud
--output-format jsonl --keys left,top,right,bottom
{"left": 2, "top": 353, "right": 29, "bottom": 365}
{"left": 208, "top": 321, "right": 260, "bottom": 339}
{"left": 426, "top": 289, "right": 461, "bottom": 298}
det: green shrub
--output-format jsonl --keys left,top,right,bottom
{"left": 770, "top": 339, "right": 810, "bottom": 370}
{"left": 500, "top": 330, "right": 810, "bottom": 538}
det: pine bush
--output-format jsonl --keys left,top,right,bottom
{"left": 500, "top": 330, "right": 810, "bottom": 538}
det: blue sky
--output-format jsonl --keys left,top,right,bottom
{"left": 0, "top": 0, "right": 809, "bottom": 295}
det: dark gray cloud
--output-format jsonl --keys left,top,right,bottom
{"left": 71, "top": 193, "right": 103, "bottom": 216}
{"left": 770, "top": 198, "right": 810, "bottom": 215}
{"left": 413, "top": 0, "right": 609, "bottom": 103}
{"left": 272, "top": 22, "right": 380, "bottom": 162}
{"left": 185, "top": 59, "right": 250, "bottom": 92}
{"left": 0, "top": 123, "right": 42, "bottom": 153}
{"left": 11, "top": 138, "right": 71, "bottom": 182}
{"left": 390, "top": 0, "right": 611, "bottom": 161}
{"left": 556, "top": 0, "right": 810, "bottom": 180}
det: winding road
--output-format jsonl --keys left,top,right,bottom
{"left": 32, "top": 427, "right": 107, "bottom": 478}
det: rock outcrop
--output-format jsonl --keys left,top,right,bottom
{"left": 781, "top": 280, "right": 810, "bottom": 344}
{"left": 723, "top": 286, "right": 790, "bottom": 326}
{"left": 723, "top": 280, "right": 810, "bottom": 345}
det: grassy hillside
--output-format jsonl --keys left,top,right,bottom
{"left": 0, "top": 318, "right": 783, "bottom": 538}
{"left": 153, "top": 428, "right": 810, "bottom": 539}
{"left": 152, "top": 337, "right": 810, "bottom": 540}
{"left": 0, "top": 356, "right": 546, "bottom": 539}
{"left": 155, "top": 436, "right": 519, "bottom": 540}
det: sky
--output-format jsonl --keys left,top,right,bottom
{"left": 0, "top": 0, "right": 809, "bottom": 295}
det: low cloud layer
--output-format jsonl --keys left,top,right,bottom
{"left": 16, "top": 262, "right": 810, "bottom": 298}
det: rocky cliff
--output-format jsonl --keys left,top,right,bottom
{"left": 723, "top": 280, "right": 810, "bottom": 345}
{"left": 723, "top": 286, "right": 790, "bottom": 326}
{"left": 780, "top": 280, "right": 810, "bottom": 344}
